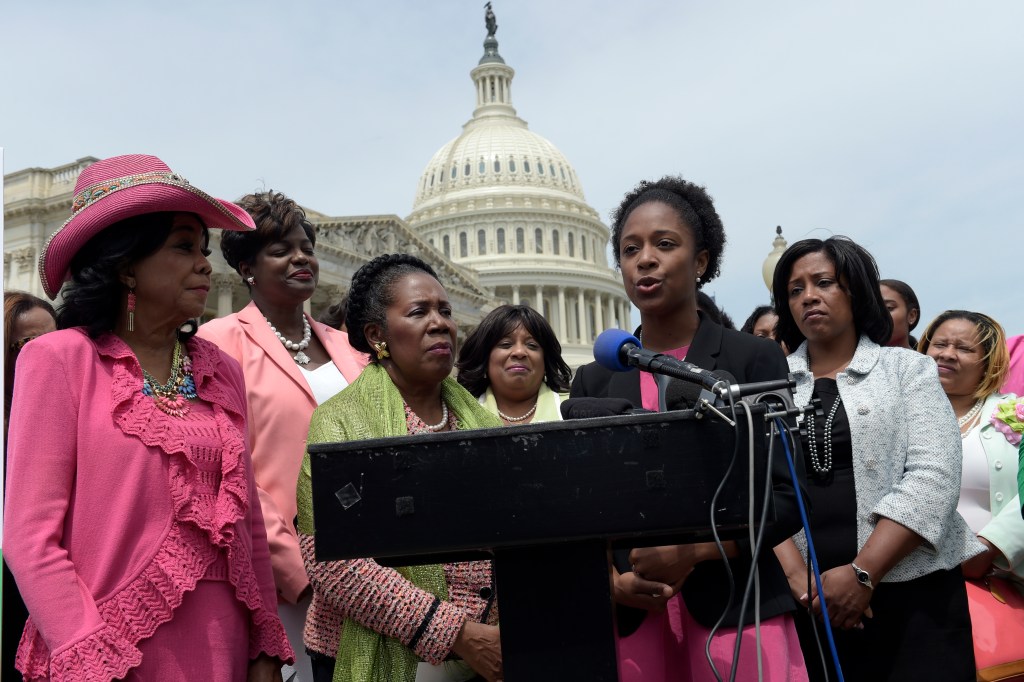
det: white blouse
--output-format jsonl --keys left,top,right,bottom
{"left": 298, "top": 361, "right": 348, "bottom": 406}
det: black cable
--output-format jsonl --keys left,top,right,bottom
{"left": 727, "top": 409, "right": 777, "bottom": 682}
{"left": 704, "top": 391, "right": 740, "bottom": 682}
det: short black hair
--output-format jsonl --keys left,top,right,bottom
{"left": 57, "top": 212, "right": 202, "bottom": 341}
{"left": 220, "top": 191, "right": 315, "bottom": 283}
{"left": 345, "top": 254, "right": 440, "bottom": 360}
{"left": 741, "top": 305, "right": 777, "bottom": 335}
{"left": 772, "top": 236, "right": 892, "bottom": 351}
{"left": 609, "top": 176, "right": 726, "bottom": 287}
{"left": 879, "top": 279, "right": 921, "bottom": 332}
{"left": 456, "top": 304, "right": 572, "bottom": 397}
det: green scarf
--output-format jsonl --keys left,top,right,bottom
{"left": 296, "top": 363, "right": 502, "bottom": 682}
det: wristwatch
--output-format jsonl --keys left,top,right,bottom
{"left": 851, "top": 562, "right": 874, "bottom": 590}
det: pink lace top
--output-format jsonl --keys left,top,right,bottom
{"left": 4, "top": 330, "right": 294, "bottom": 681}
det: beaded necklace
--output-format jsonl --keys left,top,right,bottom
{"left": 958, "top": 399, "right": 984, "bottom": 439}
{"left": 404, "top": 400, "right": 450, "bottom": 432}
{"left": 141, "top": 340, "right": 197, "bottom": 417}
{"left": 497, "top": 401, "right": 538, "bottom": 423}
{"left": 265, "top": 315, "right": 312, "bottom": 365}
{"left": 806, "top": 394, "right": 842, "bottom": 474}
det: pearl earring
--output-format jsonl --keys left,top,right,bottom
{"left": 246, "top": 276, "right": 255, "bottom": 286}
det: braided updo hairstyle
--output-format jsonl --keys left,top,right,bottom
{"left": 609, "top": 176, "right": 726, "bottom": 287}
{"left": 345, "top": 253, "right": 441, "bottom": 360}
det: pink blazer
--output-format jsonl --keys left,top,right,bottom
{"left": 198, "top": 302, "right": 367, "bottom": 603}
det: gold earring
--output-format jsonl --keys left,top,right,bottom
{"left": 373, "top": 340, "right": 390, "bottom": 360}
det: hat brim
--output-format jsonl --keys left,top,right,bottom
{"left": 41, "top": 180, "right": 255, "bottom": 299}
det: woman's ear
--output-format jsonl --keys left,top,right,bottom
{"left": 238, "top": 262, "right": 253, "bottom": 280}
{"left": 364, "top": 323, "right": 383, "bottom": 347}
{"left": 908, "top": 309, "right": 920, "bottom": 328}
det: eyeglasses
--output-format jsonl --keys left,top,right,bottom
{"left": 9, "top": 336, "right": 40, "bottom": 352}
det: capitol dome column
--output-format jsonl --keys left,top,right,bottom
{"left": 512, "top": 284, "right": 520, "bottom": 305}
{"left": 577, "top": 290, "right": 587, "bottom": 343}
{"left": 557, "top": 287, "right": 568, "bottom": 339}
{"left": 595, "top": 292, "right": 604, "bottom": 332}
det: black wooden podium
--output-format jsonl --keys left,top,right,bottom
{"left": 309, "top": 406, "right": 772, "bottom": 681}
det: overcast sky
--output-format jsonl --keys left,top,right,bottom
{"left": 3, "top": 1, "right": 1021, "bottom": 336}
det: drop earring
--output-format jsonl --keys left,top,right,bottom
{"left": 127, "top": 283, "right": 137, "bottom": 332}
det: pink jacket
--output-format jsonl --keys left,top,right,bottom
{"left": 3, "top": 329, "right": 292, "bottom": 681}
{"left": 197, "top": 302, "right": 367, "bottom": 603}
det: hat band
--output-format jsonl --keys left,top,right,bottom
{"left": 70, "top": 171, "right": 190, "bottom": 215}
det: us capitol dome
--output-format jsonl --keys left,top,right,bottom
{"left": 406, "top": 20, "right": 630, "bottom": 368}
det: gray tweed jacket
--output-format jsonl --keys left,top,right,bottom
{"left": 789, "top": 335, "right": 985, "bottom": 582}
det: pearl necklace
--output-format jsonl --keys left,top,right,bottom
{"left": 497, "top": 401, "right": 538, "bottom": 423}
{"left": 958, "top": 399, "right": 984, "bottom": 437}
{"left": 266, "top": 315, "right": 312, "bottom": 365}
{"left": 417, "top": 401, "right": 449, "bottom": 432}
{"left": 806, "top": 394, "right": 842, "bottom": 474}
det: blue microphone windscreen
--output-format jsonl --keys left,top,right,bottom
{"left": 593, "top": 328, "right": 639, "bottom": 372}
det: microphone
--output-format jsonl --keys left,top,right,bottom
{"left": 709, "top": 370, "right": 797, "bottom": 402}
{"left": 664, "top": 378, "right": 712, "bottom": 411}
{"left": 593, "top": 329, "right": 720, "bottom": 391}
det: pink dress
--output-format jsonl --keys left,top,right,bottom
{"left": 4, "top": 331, "right": 293, "bottom": 681}
{"left": 621, "top": 344, "right": 807, "bottom": 681}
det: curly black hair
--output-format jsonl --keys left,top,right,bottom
{"left": 345, "top": 254, "right": 440, "bottom": 359}
{"left": 609, "top": 176, "right": 727, "bottom": 287}
{"left": 740, "top": 305, "right": 777, "bottom": 335}
{"left": 772, "top": 236, "right": 892, "bottom": 352}
{"left": 220, "top": 191, "right": 315, "bottom": 283}
{"left": 456, "top": 304, "right": 572, "bottom": 397}
{"left": 56, "top": 212, "right": 203, "bottom": 341}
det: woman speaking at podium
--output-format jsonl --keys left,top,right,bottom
{"left": 571, "top": 176, "right": 808, "bottom": 681}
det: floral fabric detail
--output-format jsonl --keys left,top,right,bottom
{"left": 991, "top": 396, "right": 1024, "bottom": 446}
{"left": 70, "top": 172, "right": 188, "bottom": 214}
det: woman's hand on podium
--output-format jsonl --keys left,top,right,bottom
{"left": 452, "top": 620, "right": 503, "bottom": 681}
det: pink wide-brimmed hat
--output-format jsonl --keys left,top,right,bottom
{"left": 39, "top": 154, "right": 256, "bottom": 299}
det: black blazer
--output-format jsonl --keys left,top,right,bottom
{"left": 571, "top": 314, "right": 805, "bottom": 631}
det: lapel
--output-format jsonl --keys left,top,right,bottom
{"left": 679, "top": 311, "right": 721, "bottom": 372}
{"left": 237, "top": 301, "right": 316, "bottom": 403}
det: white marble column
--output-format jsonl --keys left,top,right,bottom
{"left": 535, "top": 285, "right": 543, "bottom": 315}
{"left": 594, "top": 293, "right": 604, "bottom": 333}
{"left": 557, "top": 286, "right": 567, "bottom": 340}
{"left": 214, "top": 274, "right": 234, "bottom": 318}
{"left": 576, "top": 290, "right": 586, "bottom": 344}
{"left": 512, "top": 285, "right": 520, "bottom": 305}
